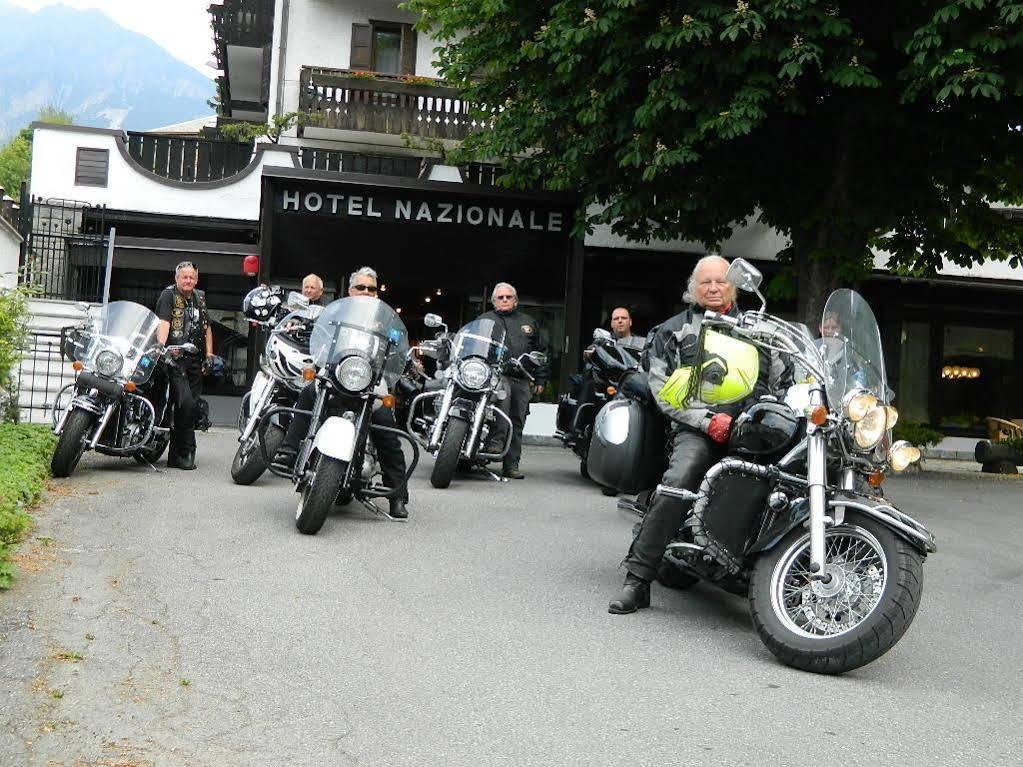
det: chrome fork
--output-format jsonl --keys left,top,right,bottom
{"left": 806, "top": 384, "right": 829, "bottom": 580}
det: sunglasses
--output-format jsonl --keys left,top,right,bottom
{"left": 352, "top": 284, "right": 378, "bottom": 293}
{"left": 495, "top": 294, "right": 515, "bottom": 300}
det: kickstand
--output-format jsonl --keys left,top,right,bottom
{"left": 142, "top": 458, "right": 164, "bottom": 473}
{"left": 481, "top": 467, "right": 507, "bottom": 482}
{"left": 359, "top": 498, "right": 407, "bottom": 522}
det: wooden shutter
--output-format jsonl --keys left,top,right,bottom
{"left": 74, "top": 147, "right": 109, "bottom": 187}
{"left": 350, "top": 23, "right": 372, "bottom": 70}
{"left": 400, "top": 24, "right": 417, "bottom": 75}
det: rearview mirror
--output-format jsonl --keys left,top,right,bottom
{"left": 592, "top": 328, "right": 613, "bottom": 343}
{"left": 286, "top": 291, "right": 309, "bottom": 309}
{"left": 423, "top": 313, "right": 444, "bottom": 328}
{"left": 726, "top": 258, "right": 763, "bottom": 293}
{"left": 528, "top": 351, "right": 548, "bottom": 367}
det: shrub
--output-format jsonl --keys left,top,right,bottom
{"left": 892, "top": 420, "right": 944, "bottom": 449}
{"left": 0, "top": 287, "right": 30, "bottom": 422}
{"left": 0, "top": 423, "right": 57, "bottom": 588}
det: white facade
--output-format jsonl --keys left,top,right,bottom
{"left": 29, "top": 125, "right": 298, "bottom": 221}
{"left": 0, "top": 215, "right": 21, "bottom": 290}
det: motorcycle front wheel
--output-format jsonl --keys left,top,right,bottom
{"left": 50, "top": 409, "right": 94, "bottom": 478}
{"left": 231, "top": 423, "right": 285, "bottom": 485}
{"left": 748, "top": 510, "right": 924, "bottom": 674}
{"left": 295, "top": 453, "right": 347, "bottom": 535}
{"left": 430, "top": 416, "right": 469, "bottom": 489}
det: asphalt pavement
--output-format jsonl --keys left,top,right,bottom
{"left": 1, "top": 429, "right": 1020, "bottom": 766}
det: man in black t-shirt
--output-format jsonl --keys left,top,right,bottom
{"left": 155, "top": 261, "right": 213, "bottom": 470}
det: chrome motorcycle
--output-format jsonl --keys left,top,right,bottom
{"left": 50, "top": 301, "right": 194, "bottom": 477}
{"left": 589, "top": 258, "right": 935, "bottom": 674}
{"left": 231, "top": 288, "right": 320, "bottom": 485}
{"left": 406, "top": 314, "right": 546, "bottom": 488}
{"left": 258, "top": 296, "right": 419, "bottom": 535}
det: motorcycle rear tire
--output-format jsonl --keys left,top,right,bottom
{"left": 231, "top": 423, "right": 285, "bottom": 485}
{"left": 295, "top": 454, "right": 347, "bottom": 535}
{"left": 51, "top": 409, "right": 94, "bottom": 478}
{"left": 748, "top": 510, "right": 924, "bottom": 675}
{"left": 431, "top": 416, "right": 469, "bottom": 489}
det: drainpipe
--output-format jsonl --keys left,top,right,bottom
{"left": 273, "top": 0, "right": 291, "bottom": 120}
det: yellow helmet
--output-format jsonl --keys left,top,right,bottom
{"left": 657, "top": 329, "right": 760, "bottom": 409}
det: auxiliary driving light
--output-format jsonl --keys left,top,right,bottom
{"left": 889, "top": 440, "right": 922, "bottom": 472}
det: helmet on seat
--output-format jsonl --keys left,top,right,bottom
{"left": 729, "top": 400, "right": 801, "bottom": 456}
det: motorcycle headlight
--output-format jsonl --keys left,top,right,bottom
{"left": 95, "top": 350, "right": 123, "bottom": 378}
{"left": 843, "top": 390, "right": 878, "bottom": 422}
{"left": 883, "top": 405, "right": 899, "bottom": 430}
{"left": 457, "top": 358, "right": 491, "bottom": 390}
{"left": 889, "top": 440, "right": 922, "bottom": 472}
{"left": 335, "top": 355, "right": 373, "bottom": 392}
{"left": 853, "top": 405, "right": 887, "bottom": 449}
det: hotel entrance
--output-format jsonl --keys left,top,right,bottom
{"left": 258, "top": 168, "right": 581, "bottom": 397}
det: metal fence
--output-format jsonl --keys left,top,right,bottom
{"left": 13, "top": 331, "right": 75, "bottom": 425}
{"left": 20, "top": 198, "right": 108, "bottom": 301}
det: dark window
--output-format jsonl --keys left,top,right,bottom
{"left": 75, "top": 147, "right": 109, "bottom": 187}
{"left": 350, "top": 21, "right": 416, "bottom": 75}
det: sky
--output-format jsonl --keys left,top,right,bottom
{"left": 7, "top": 0, "right": 217, "bottom": 79}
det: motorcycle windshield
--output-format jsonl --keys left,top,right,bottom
{"left": 80, "top": 301, "right": 162, "bottom": 384}
{"left": 310, "top": 296, "right": 410, "bottom": 387}
{"left": 451, "top": 318, "right": 507, "bottom": 366}
{"left": 821, "top": 289, "right": 888, "bottom": 407}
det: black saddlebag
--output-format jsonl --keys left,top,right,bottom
{"left": 587, "top": 397, "right": 666, "bottom": 494}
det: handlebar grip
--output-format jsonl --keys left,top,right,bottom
{"left": 703, "top": 310, "right": 739, "bottom": 327}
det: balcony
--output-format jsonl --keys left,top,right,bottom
{"left": 125, "top": 132, "right": 254, "bottom": 183}
{"left": 299, "top": 67, "right": 486, "bottom": 142}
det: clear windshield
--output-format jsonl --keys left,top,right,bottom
{"left": 78, "top": 301, "right": 162, "bottom": 384}
{"left": 820, "top": 289, "right": 888, "bottom": 407}
{"left": 310, "top": 296, "right": 409, "bottom": 387}
{"left": 451, "top": 318, "right": 507, "bottom": 366}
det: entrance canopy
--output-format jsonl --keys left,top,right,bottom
{"left": 259, "top": 167, "right": 581, "bottom": 391}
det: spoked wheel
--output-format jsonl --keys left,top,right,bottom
{"left": 231, "top": 423, "right": 285, "bottom": 485}
{"left": 749, "top": 511, "right": 924, "bottom": 674}
{"left": 295, "top": 453, "right": 347, "bottom": 535}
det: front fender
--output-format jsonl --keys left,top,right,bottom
{"left": 313, "top": 416, "right": 356, "bottom": 462}
{"left": 748, "top": 491, "right": 936, "bottom": 556}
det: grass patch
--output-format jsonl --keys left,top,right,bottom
{"left": 0, "top": 423, "right": 57, "bottom": 588}
{"left": 54, "top": 650, "right": 84, "bottom": 662}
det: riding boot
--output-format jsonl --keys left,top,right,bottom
{"left": 608, "top": 572, "right": 651, "bottom": 614}
{"left": 388, "top": 498, "right": 409, "bottom": 519}
{"left": 173, "top": 448, "right": 197, "bottom": 471}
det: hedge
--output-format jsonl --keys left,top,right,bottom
{"left": 0, "top": 423, "right": 57, "bottom": 588}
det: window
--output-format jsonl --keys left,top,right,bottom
{"left": 75, "top": 147, "right": 109, "bottom": 187}
{"left": 350, "top": 22, "right": 416, "bottom": 75}
{"left": 938, "top": 324, "right": 1015, "bottom": 431}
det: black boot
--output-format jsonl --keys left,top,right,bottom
{"left": 388, "top": 498, "right": 409, "bottom": 519}
{"left": 169, "top": 448, "right": 196, "bottom": 470}
{"left": 608, "top": 572, "right": 651, "bottom": 614}
{"left": 272, "top": 445, "right": 298, "bottom": 472}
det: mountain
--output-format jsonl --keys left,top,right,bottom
{"left": 0, "top": 1, "right": 215, "bottom": 142}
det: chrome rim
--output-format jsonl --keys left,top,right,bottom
{"left": 770, "top": 525, "right": 887, "bottom": 639}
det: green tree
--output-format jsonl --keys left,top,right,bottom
{"left": 218, "top": 111, "right": 324, "bottom": 144}
{"left": 407, "top": 0, "right": 1023, "bottom": 324}
{"left": 0, "top": 108, "right": 73, "bottom": 199}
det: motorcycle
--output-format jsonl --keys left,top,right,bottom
{"left": 406, "top": 313, "right": 547, "bottom": 488}
{"left": 50, "top": 301, "right": 195, "bottom": 478}
{"left": 587, "top": 258, "right": 935, "bottom": 674}
{"left": 258, "top": 295, "right": 419, "bottom": 535}
{"left": 556, "top": 327, "right": 641, "bottom": 482}
{"left": 231, "top": 287, "right": 320, "bottom": 485}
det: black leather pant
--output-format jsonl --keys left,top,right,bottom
{"left": 168, "top": 358, "right": 202, "bottom": 455}
{"left": 492, "top": 376, "right": 531, "bottom": 470}
{"left": 623, "top": 428, "right": 724, "bottom": 582}
{"left": 283, "top": 384, "right": 409, "bottom": 501}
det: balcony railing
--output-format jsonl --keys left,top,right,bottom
{"left": 125, "top": 133, "right": 254, "bottom": 183}
{"left": 299, "top": 67, "right": 486, "bottom": 141}
{"left": 210, "top": 0, "right": 275, "bottom": 52}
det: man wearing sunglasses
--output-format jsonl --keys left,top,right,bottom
{"left": 274, "top": 266, "right": 410, "bottom": 519}
{"left": 476, "top": 282, "right": 549, "bottom": 479}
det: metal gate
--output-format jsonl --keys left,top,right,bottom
{"left": 19, "top": 196, "right": 108, "bottom": 301}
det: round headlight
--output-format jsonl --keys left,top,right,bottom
{"left": 883, "top": 405, "right": 899, "bottom": 430}
{"left": 889, "top": 440, "right": 922, "bottom": 472}
{"left": 335, "top": 356, "right": 373, "bottom": 392}
{"left": 95, "top": 350, "right": 123, "bottom": 378}
{"left": 853, "top": 405, "right": 887, "bottom": 449}
{"left": 457, "top": 358, "right": 491, "bottom": 390}
{"left": 844, "top": 390, "right": 878, "bottom": 422}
